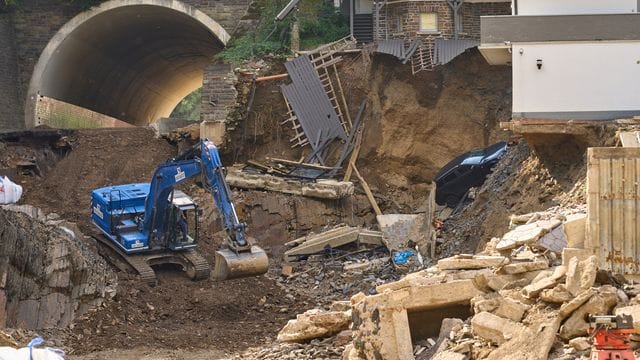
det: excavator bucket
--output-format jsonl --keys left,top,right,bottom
{"left": 213, "top": 245, "right": 269, "bottom": 280}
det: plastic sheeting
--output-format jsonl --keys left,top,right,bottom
{"left": 0, "top": 176, "right": 22, "bottom": 205}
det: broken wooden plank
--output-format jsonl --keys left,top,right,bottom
{"left": 285, "top": 227, "right": 360, "bottom": 261}
{"left": 351, "top": 162, "right": 382, "bottom": 216}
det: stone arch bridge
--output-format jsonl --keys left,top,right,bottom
{"left": 0, "top": 0, "right": 254, "bottom": 132}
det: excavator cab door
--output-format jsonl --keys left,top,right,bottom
{"left": 167, "top": 190, "right": 198, "bottom": 251}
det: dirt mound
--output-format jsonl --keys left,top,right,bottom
{"left": 20, "top": 128, "right": 176, "bottom": 232}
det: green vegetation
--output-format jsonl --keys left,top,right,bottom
{"left": 170, "top": 88, "right": 201, "bottom": 121}
{"left": 218, "top": 0, "right": 348, "bottom": 65}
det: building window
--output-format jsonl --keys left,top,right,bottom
{"left": 419, "top": 13, "right": 438, "bottom": 32}
{"left": 395, "top": 15, "right": 402, "bottom": 33}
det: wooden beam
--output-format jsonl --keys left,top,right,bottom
{"left": 351, "top": 161, "right": 382, "bottom": 216}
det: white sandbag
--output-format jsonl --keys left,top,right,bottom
{"left": 0, "top": 337, "right": 64, "bottom": 360}
{"left": 0, "top": 176, "right": 23, "bottom": 205}
{"left": 0, "top": 347, "right": 64, "bottom": 360}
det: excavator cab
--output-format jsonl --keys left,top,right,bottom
{"left": 166, "top": 190, "right": 198, "bottom": 251}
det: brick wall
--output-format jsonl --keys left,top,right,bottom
{"left": 201, "top": 63, "right": 238, "bottom": 123}
{"left": 35, "top": 95, "right": 134, "bottom": 129}
{"left": 0, "top": 14, "right": 23, "bottom": 132}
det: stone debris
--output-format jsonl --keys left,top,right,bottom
{"left": 376, "top": 214, "right": 421, "bottom": 252}
{"left": 471, "top": 311, "right": 524, "bottom": 345}
{"left": 277, "top": 308, "right": 351, "bottom": 343}
{"left": 284, "top": 226, "right": 384, "bottom": 262}
{"left": 226, "top": 166, "right": 354, "bottom": 199}
{"left": 437, "top": 255, "right": 508, "bottom": 270}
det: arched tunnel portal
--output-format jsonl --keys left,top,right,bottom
{"left": 26, "top": 0, "right": 229, "bottom": 127}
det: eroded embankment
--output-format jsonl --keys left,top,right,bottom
{"left": 0, "top": 205, "right": 116, "bottom": 329}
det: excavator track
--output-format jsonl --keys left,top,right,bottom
{"left": 91, "top": 234, "right": 210, "bottom": 285}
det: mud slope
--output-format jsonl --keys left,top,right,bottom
{"left": 21, "top": 128, "right": 176, "bottom": 232}
{"left": 359, "top": 49, "right": 512, "bottom": 208}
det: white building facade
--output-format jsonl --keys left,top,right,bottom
{"left": 479, "top": 0, "right": 640, "bottom": 120}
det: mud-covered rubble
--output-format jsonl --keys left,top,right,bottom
{"left": 0, "top": 205, "right": 116, "bottom": 329}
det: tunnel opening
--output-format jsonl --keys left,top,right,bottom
{"left": 26, "top": 0, "right": 229, "bottom": 128}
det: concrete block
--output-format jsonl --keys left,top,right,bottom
{"left": 522, "top": 266, "right": 566, "bottom": 299}
{"left": 472, "top": 293, "right": 529, "bottom": 322}
{"left": 485, "top": 271, "right": 541, "bottom": 291}
{"left": 560, "top": 286, "right": 617, "bottom": 339}
{"left": 485, "top": 316, "right": 560, "bottom": 360}
{"left": 565, "top": 255, "right": 598, "bottom": 296}
{"left": 358, "top": 229, "right": 383, "bottom": 245}
{"left": 559, "top": 288, "right": 595, "bottom": 319}
{"left": 562, "top": 248, "right": 591, "bottom": 266}
{"left": 497, "top": 219, "right": 562, "bottom": 251}
{"left": 539, "top": 284, "right": 573, "bottom": 303}
{"left": 438, "top": 255, "right": 508, "bottom": 270}
{"left": 377, "top": 214, "right": 420, "bottom": 252}
{"left": 471, "top": 311, "right": 524, "bottom": 345}
{"left": 614, "top": 304, "right": 640, "bottom": 333}
{"left": 501, "top": 260, "right": 548, "bottom": 274}
{"left": 277, "top": 309, "right": 351, "bottom": 342}
{"left": 536, "top": 225, "right": 567, "bottom": 253}
{"left": 432, "top": 351, "right": 467, "bottom": 360}
{"left": 200, "top": 121, "right": 225, "bottom": 145}
{"left": 563, "top": 213, "right": 586, "bottom": 248}
{"left": 569, "top": 337, "right": 590, "bottom": 352}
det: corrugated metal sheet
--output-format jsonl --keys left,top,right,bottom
{"left": 587, "top": 147, "right": 640, "bottom": 274}
{"left": 281, "top": 56, "right": 347, "bottom": 155}
{"left": 434, "top": 38, "right": 479, "bottom": 65}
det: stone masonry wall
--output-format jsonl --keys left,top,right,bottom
{"left": 384, "top": 1, "right": 511, "bottom": 41}
{"left": 200, "top": 63, "right": 238, "bottom": 146}
{"left": 0, "top": 14, "right": 22, "bottom": 132}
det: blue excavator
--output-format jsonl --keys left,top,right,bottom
{"left": 90, "top": 139, "right": 268, "bottom": 284}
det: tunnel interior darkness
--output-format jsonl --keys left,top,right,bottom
{"left": 33, "top": 3, "right": 225, "bottom": 126}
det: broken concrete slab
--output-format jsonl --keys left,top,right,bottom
{"left": 485, "top": 315, "right": 560, "bottom": 360}
{"left": 471, "top": 293, "right": 530, "bottom": 322}
{"left": 437, "top": 255, "right": 508, "bottom": 271}
{"left": 226, "top": 167, "right": 354, "bottom": 199}
{"left": 565, "top": 255, "right": 598, "bottom": 296}
{"left": 539, "top": 284, "right": 573, "bottom": 303}
{"left": 485, "top": 271, "right": 541, "bottom": 291}
{"left": 562, "top": 248, "right": 591, "bottom": 266}
{"left": 471, "top": 311, "right": 525, "bottom": 345}
{"left": 614, "top": 304, "right": 640, "bottom": 333}
{"left": 376, "top": 214, "right": 420, "bottom": 252}
{"left": 358, "top": 229, "right": 383, "bottom": 246}
{"left": 497, "top": 219, "right": 562, "bottom": 252}
{"left": 285, "top": 226, "right": 360, "bottom": 262}
{"left": 522, "top": 266, "right": 567, "bottom": 299}
{"left": 536, "top": 225, "right": 567, "bottom": 253}
{"left": 277, "top": 309, "right": 351, "bottom": 342}
{"left": 563, "top": 213, "right": 586, "bottom": 248}
{"left": 559, "top": 288, "right": 595, "bottom": 319}
{"left": 501, "top": 260, "right": 548, "bottom": 274}
{"left": 559, "top": 286, "right": 617, "bottom": 339}
{"left": 431, "top": 351, "right": 468, "bottom": 360}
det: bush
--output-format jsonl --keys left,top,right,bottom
{"left": 218, "top": 0, "right": 349, "bottom": 65}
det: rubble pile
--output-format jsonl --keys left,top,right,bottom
{"left": 274, "top": 206, "right": 640, "bottom": 360}
{"left": 0, "top": 205, "right": 117, "bottom": 329}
